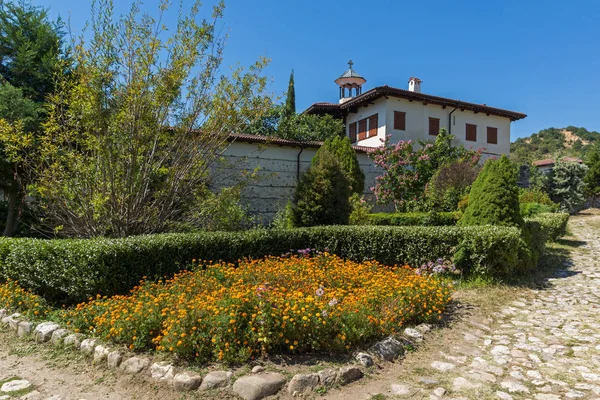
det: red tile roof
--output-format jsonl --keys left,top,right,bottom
{"left": 305, "top": 85, "right": 527, "bottom": 121}
{"left": 532, "top": 157, "right": 583, "bottom": 167}
{"left": 227, "top": 133, "right": 373, "bottom": 153}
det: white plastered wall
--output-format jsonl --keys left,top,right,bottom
{"left": 213, "top": 141, "right": 383, "bottom": 223}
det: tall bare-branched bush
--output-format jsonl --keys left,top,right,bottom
{"left": 7, "top": 0, "right": 271, "bottom": 237}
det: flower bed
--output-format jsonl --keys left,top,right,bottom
{"left": 61, "top": 253, "right": 452, "bottom": 363}
{"left": 0, "top": 279, "right": 48, "bottom": 319}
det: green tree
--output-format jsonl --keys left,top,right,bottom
{"left": 5, "top": 0, "right": 271, "bottom": 238}
{"left": 549, "top": 160, "right": 588, "bottom": 214}
{"left": 283, "top": 69, "right": 295, "bottom": 118}
{"left": 317, "top": 136, "right": 364, "bottom": 194}
{"left": 0, "top": 83, "right": 39, "bottom": 236}
{"left": 292, "top": 148, "right": 350, "bottom": 227}
{"left": 277, "top": 113, "right": 344, "bottom": 142}
{"left": 584, "top": 144, "right": 600, "bottom": 205}
{"left": 460, "top": 156, "right": 523, "bottom": 228}
{"left": 426, "top": 159, "right": 480, "bottom": 211}
{"left": 0, "top": 1, "right": 66, "bottom": 236}
{"left": 0, "top": 1, "right": 65, "bottom": 103}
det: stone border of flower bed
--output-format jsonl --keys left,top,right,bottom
{"left": 0, "top": 308, "right": 431, "bottom": 400}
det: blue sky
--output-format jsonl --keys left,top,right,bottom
{"left": 31, "top": 0, "right": 600, "bottom": 140}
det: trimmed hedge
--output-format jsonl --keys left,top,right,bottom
{"left": 0, "top": 213, "right": 569, "bottom": 304}
{"left": 528, "top": 213, "right": 569, "bottom": 241}
{"left": 368, "top": 212, "right": 459, "bottom": 226}
{"left": 1, "top": 225, "right": 519, "bottom": 303}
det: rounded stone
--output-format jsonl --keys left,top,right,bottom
{"left": 120, "top": 356, "right": 150, "bottom": 374}
{"left": 199, "top": 371, "right": 233, "bottom": 390}
{"left": 232, "top": 373, "right": 286, "bottom": 400}
{"left": 80, "top": 338, "right": 98, "bottom": 355}
{"left": 173, "top": 371, "right": 202, "bottom": 392}
{"left": 34, "top": 321, "right": 61, "bottom": 343}
{"left": 63, "top": 333, "right": 85, "bottom": 348}
{"left": 287, "top": 373, "right": 319, "bottom": 395}
{"left": 50, "top": 329, "right": 70, "bottom": 346}
{"left": 106, "top": 351, "right": 123, "bottom": 369}
{"left": 1, "top": 379, "right": 32, "bottom": 392}
{"left": 355, "top": 352, "right": 373, "bottom": 367}
{"left": 150, "top": 362, "right": 175, "bottom": 382}
{"left": 338, "top": 366, "right": 363, "bottom": 385}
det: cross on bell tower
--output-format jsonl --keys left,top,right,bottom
{"left": 334, "top": 60, "right": 366, "bottom": 104}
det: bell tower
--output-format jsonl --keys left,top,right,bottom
{"left": 334, "top": 60, "right": 366, "bottom": 104}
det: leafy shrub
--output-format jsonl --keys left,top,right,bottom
{"left": 349, "top": 194, "right": 372, "bottom": 225}
{"left": 0, "top": 224, "right": 527, "bottom": 303}
{"left": 318, "top": 136, "right": 365, "bottom": 195}
{"left": 461, "top": 156, "right": 523, "bottom": 228}
{"left": 519, "top": 188, "right": 556, "bottom": 206}
{"left": 529, "top": 213, "right": 569, "bottom": 241}
{"left": 178, "top": 185, "right": 256, "bottom": 232}
{"left": 520, "top": 202, "right": 556, "bottom": 217}
{"left": 368, "top": 212, "right": 458, "bottom": 226}
{"left": 271, "top": 200, "right": 295, "bottom": 229}
{"left": 426, "top": 160, "right": 480, "bottom": 211}
{"left": 292, "top": 148, "right": 350, "bottom": 227}
{"left": 61, "top": 254, "right": 453, "bottom": 362}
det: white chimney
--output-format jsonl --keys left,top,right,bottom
{"left": 408, "top": 77, "right": 422, "bottom": 93}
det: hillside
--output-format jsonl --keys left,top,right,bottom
{"left": 511, "top": 126, "right": 600, "bottom": 163}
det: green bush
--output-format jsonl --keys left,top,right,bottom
{"left": 318, "top": 136, "right": 365, "bottom": 195}
{"left": 529, "top": 212, "right": 569, "bottom": 241}
{"left": 368, "top": 212, "right": 459, "bottom": 226}
{"left": 520, "top": 202, "right": 556, "bottom": 217}
{"left": 0, "top": 224, "right": 526, "bottom": 303}
{"left": 349, "top": 194, "right": 373, "bottom": 225}
{"left": 461, "top": 156, "right": 523, "bottom": 228}
{"left": 519, "top": 188, "right": 556, "bottom": 206}
{"left": 292, "top": 148, "right": 350, "bottom": 226}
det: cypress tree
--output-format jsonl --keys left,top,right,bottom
{"left": 460, "top": 155, "right": 523, "bottom": 228}
{"left": 292, "top": 148, "right": 350, "bottom": 227}
{"left": 283, "top": 69, "right": 295, "bottom": 118}
{"left": 316, "top": 136, "right": 365, "bottom": 194}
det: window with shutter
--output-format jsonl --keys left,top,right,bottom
{"left": 394, "top": 111, "right": 406, "bottom": 130}
{"left": 429, "top": 117, "right": 440, "bottom": 136}
{"left": 466, "top": 123, "right": 477, "bottom": 141}
{"left": 349, "top": 122, "right": 357, "bottom": 143}
{"left": 358, "top": 119, "right": 367, "bottom": 140}
{"left": 368, "top": 114, "right": 378, "bottom": 137}
{"left": 487, "top": 127, "right": 498, "bottom": 144}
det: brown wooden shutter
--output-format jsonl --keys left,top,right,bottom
{"left": 394, "top": 111, "right": 406, "bottom": 130}
{"left": 487, "top": 127, "right": 498, "bottom": 144}
{"left": 368, "top": 114, "right": 378, "bottom": 137}
{"left": 466, "top": 123, "right": 477, "bottom": 141}
{"left": 358, "top": 119, "right": 367, "bottom": 140}
{"left": 349, "top": 122, "right": 357, "bottom": 143}
{"left": 429, "top": 117, "right": 440, "bottom": 136}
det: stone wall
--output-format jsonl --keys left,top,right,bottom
{"left": 213, "top": 140, "right": 384, "bottom": 223}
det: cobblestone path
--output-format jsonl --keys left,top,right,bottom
{"left": 435, "top": 215, "right": 600, "bottom": 399}
{"left": 323, "top": 213, "right": 600, "bottom": 400}
{"left": 1, "top": 214, "right": 599, "bottom": 400}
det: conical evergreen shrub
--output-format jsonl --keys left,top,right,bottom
{"left": 292, "top": 148, "right": 350, "bottom": 226}
{"left": 317, "top": 136, "right": 365, "bottom": 195}
{"left": 460, "top": 155, "right": 523, "bottom": 228}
